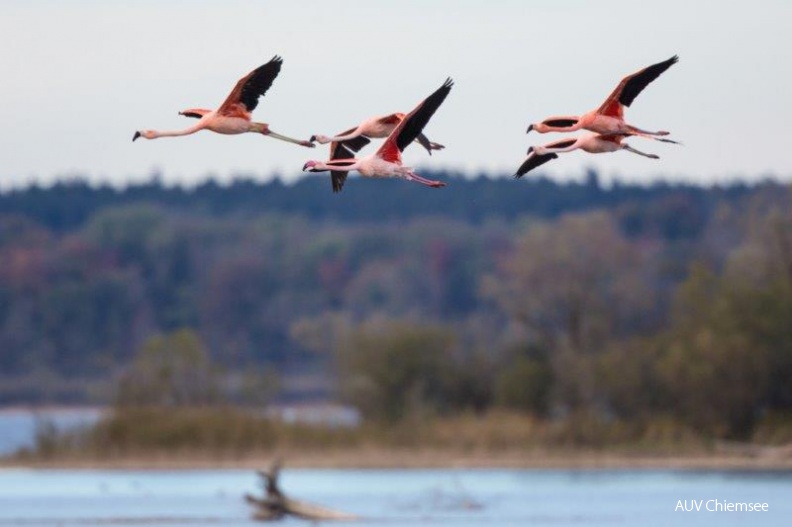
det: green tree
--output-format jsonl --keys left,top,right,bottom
{"left": 336, "top": 320, "right": 456, "bottom": 422}
{"left": 116, "top": 328, "right": 222, "bottom": 407}
{"left": 658, "top": 266, "right": 765, "bottom": 437}
{"left": 482, "top": 211, "right": 653, "bottom": 411}
{"left": 495, "top": 355, "right": 552, "bottom": 416}
{"left": 482, "top": 211, "right": 649, "bottom": 354}
{"left": 657, "top": 205, "right": 792, "bottom": 438}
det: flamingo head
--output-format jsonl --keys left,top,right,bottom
{"left": 302, "top": 160, "right": 328, "bottom": 173}
{"left": 527, "top": 122, "right": 552, "bottom": 134}
{"left": 132, "top": 130, "right": 156, "bottom": 141}
{"left": 310, "top": 134, "right": 332, "bottom": 145}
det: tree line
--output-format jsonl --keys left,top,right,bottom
{"left": 0, "top": 172, "right": 790, "bottom": 441}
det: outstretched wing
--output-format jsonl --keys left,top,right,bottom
{"left": 514, "top": 152, "right": 558, "bottom": 178}
{"left": 597, "top": 55, "right": 679, "bottom": 117}
{"left": 330, "top": 126, "right": 371, "bottom": 156}
{"left": 376, "top": 78, "right": 453, "bottom": 163}
{"left": 218, "top": 56, "right": 283, "bottom": 116}
{"left": 328, "top": 128, "right": 368, "bottom": 193}
{"left": 329, "top": 144, "right": 355, "bottom": 193}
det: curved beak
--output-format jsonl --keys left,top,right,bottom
{"left": 132, "top": 131, "right": 141, "bottom": 142}
{"left": 309, "top": 135, "right": 317, "bottom": 143}
{"left": 526, "top": 146, "right": 534, "bottom": 156}
{"left": 526, "top": 124, "right": 534, "bottom": 134}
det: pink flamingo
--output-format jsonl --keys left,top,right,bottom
{"left": 311, "top": 113, "right": 445, "bottom": 155}
{"left": 514, "top": 133, "right": 660, "bottom": 178}
{"left": 303, "top": 79, "right": 453, "bottom": 193}
{"left": 526, "top": 56, "right": 679, "bottom": 139}
{"left": 133, "top": 56, "right": 314, "bottom": 147}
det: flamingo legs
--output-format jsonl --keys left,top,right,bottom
{"left": 265, "top": 129, "right": 315, "bottom": 148}
{"left": 626, "top": 125, "right": 670, "bottom": 137}
{"left": 405, "top": 171, "right": 446, "bottom": 188}
{"left": 615, "top": 131, "right": 682, "bottom": 144}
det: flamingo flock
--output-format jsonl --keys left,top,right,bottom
{"left": 134, "top": 55, "right": 680, "bottom": 192}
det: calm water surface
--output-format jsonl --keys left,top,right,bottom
{"left": 0, "top": 468, "right": 789, "bottom": 526}
{"left": 0, "top": 409, "right": 102, "bottom": 456}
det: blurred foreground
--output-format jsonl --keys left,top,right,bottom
{"left": 0, "top": 468, "right": 790, "bottom": 526}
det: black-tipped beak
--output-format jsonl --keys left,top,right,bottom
{"left": 309, "top": 135, "right": 316, "bottom": 143}
{"left": 526, "top": 124, "right": 534, "bottom": 134}
{"left": 132, "top": 131, "right": 141, "bottom": 142}
{"left": 526, "top": 146, "right": 534, "bottom": 155}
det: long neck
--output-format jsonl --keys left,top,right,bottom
{"left": 152, "top": 123, "right": 203, "bottom": 139}
{"left": 254, "top": 123, "right": 314, "bottom": 147}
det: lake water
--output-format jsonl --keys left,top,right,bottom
{"left": 0, "top": 408, "right": 102, "bottom": 456}
{"left": 1, "top": 411, "right": 790, "bottom": 526}
{"left": 0, "top": 468, "right": 789, "bottom": 526}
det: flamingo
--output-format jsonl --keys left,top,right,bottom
{"left": 311, "top": 113, "right": 445, "bottom": 155}
{"left": 514, "top": 134, "right": 659, "bottom": 178}
{"left": 132, "top": 56, "right": 314, "bottom": 147}
{"left": 526, "top": 55, "right": 679, "bottom": 139}
{"left": 302, "top": 79, "right": 453, "bottom": 193}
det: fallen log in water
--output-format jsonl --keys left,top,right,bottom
{"left": 245, "top": 459, "right": 359, "bottom": 522}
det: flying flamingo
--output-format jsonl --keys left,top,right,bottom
{"left": 526, "top": 55, "right": 679, "bottom": 139}
{"left": 132, "top": 56, "right": 314, "bottom": 147}
{"left": 311, "top": 113, "right": 445, "bottom": 155}
{"left": 514, "top": 134, "right": 660, "bottom": 178}
{"left": 302, "top": 79, "right": 453, "bottom": 192}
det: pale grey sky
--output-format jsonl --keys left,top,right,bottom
{"left": 1, "top": 0, "right": 790, "bottom": 188}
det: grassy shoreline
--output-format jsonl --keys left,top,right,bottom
{"left": 4, "top": 448, "right": 792, "bottom": 471}
{"left": 6, "top": 407, "right": 790, "bottom": 470}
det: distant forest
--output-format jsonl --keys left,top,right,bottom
{"left": 1, "top": 171, "right": 790, "bottom": 439}
{"left": 0, "top": 170, "right": 757, "bottom": 232}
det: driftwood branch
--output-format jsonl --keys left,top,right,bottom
{"left": 246, "top": 459, "right": 358, "bottom": 522}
